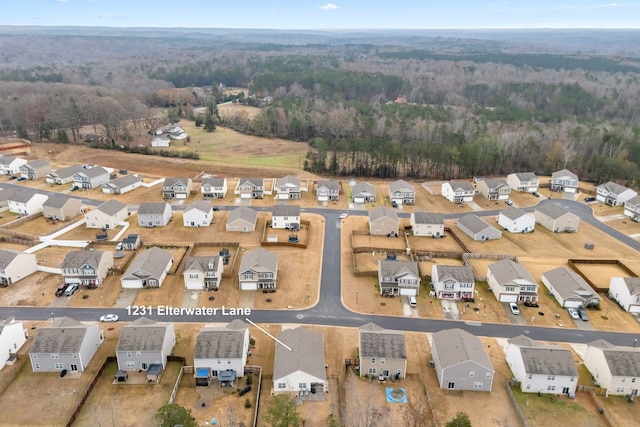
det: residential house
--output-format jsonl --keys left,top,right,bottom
{"left": 316, "top": 180, "right": 340, "bottom": 202}
{"left": 101, "top": 174, "right": 143, "bottom": 195}
{"left": 84, "top": 134, "right": 106, "bottom": 144}
{"left": 608, "top": 277, "right": 640, "bottom": 313}
{"left": 42, "top": 195, "right": 83, "bottom": 221}
{"left": 72, "top": 166, "right": 109, "bottom": 189}
{"left": 596, "top": 181, "right": 638, "bottom": 206}
{"left": 476, "top": 178, "right": 511, "bottom": 201}
{"left": 506, "top": 336, "right": 578, "bottom": 395}
{"left": 542, "top": 267, "right": 601, "bottom": 308}
{"left": 388, "top": 179, "right": 415, "bottom": 206}
{"left": 194, "top": 320, "right": 250, "bottom": 386}
{"left": 85, "top": 200, "right": 128, "bottom": 229}
{"left": 121, "top": 247, "right": 173, "bottom": 289}
{"left": 183, "top": 255, "right": 224, "bottom": 290}
{"left": 623, "top": 196, "right": 640, "bottom": 222}
{"left": 137, "top": 202, "right": 172, "bottom": 227}
{"left": 378, "top": 260, "right": 421, "bottom": 297}
{"left": 163, "top": 177, "right": 193, "bottom": 200}
{"left": 151, "top": 134, "right": 170, "bottom": 147}
{"left": 60, "top": 250, "right": 114, "bottom": 288}
{"left": 0, "top": 155, "right": 27, "bottom": 175}
{"left": 584, "top": 340, "right": 640, "bottom": 396}
{"left": 507, "top": 172, "right": 539, "bottom": 193}
{"left": 487, "top": 258, "right": 539, "bottom": 303}
{"left": 431, "top": 265, "right": 475, "bottom": 300}
{"left": 154, "top": 124, "right": 184, "bottom": 136}
{"left": 238, "top": 247, "right": 278, "bottom": 291}
{"left": 273, "top": 327, "right": 327, "bottom": 396}
{"left": 201, "top": 177, "right": 227, "bottom": 199}
{"left": 410, "top": 211, "right": 444, "bottom": 237}
{"left": 431, "top": 329, "right": 494, "bottom": 392}
{"left": 271, "top": 205, "right": 301, "bottom": 230}
{"left": 550, "top": 169, "right": 579, "bottom": 193}
{"left": 8, "top": 191, "right": 48, "bottom": 215}
{"left": 19, "top": 159, "right": 51, "bottom": 180}
{"left": 369, "top": 206, "right": 399, "bottom": 237}
{"left": 441, "top": 181, "right": 475, "bottom": 204}
{"left": 116, "top": 318, "right": 175, "bottom": 372}
{"left": 535, "top": 203, "right": 580, "bottom": 233}
{"left": 0, "top": 317, "right": 27, "bottom": 371}
{"left": 183, "top": 200, "right": 213, "bottom": 227}
{"left": 358, "top": 323, "right": 407, "bottom": 379}
{"left": 226, "top": 207, "right": 258, "bottom": 232}
{"left": 28, "top": 317, "right": 103, "bottom": 373}
{"left": 45, "top": 164, "right": 85, "bottom": 185}
{"left": 352, "top": 182, "right": 377, "bottom": 203}
{"left": 456, "top": 214, "right": 502, "bottom": 241}
{"left": 498, "top": 207, "right": 535, "bottom": 234}
{"left": 0, "top": 250, "right": 37, "bottom": 287}
{"left": 235, "top": 178, "right": 264, "bottom": 199}
{"left": 0, "top": 188, "right": 14, "bottom": 208}
{"left": 276, "top": 175, "right": 302, "bottom": 200}
{"left": 121, "top": 234, "right": 142, "bottom": 250}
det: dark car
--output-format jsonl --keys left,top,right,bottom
{"left": 9, "top": 176, "right": 17, "bottom": 180}
{"left": 584, "top": 197, "right": 596, "bottom": 202}
{"left": 238, "top": 386, "right": 252, "bottom": 396}
{"left": 212, "top": 207, "right": 220, "bottom": 211}
{"left": 577, "top": 307, "right": 589, "bottom": 321}
{"left": 532, "top": 191, "right": 540, "bottom": 197}
{"left": 55, "top": 284, "right": 68, "bottom": 297}
{"left": 17, "top": 177, "right": 27, "bottom": 181}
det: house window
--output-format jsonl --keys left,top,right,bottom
{"left": 243, "top": 273, "right": 253, "bottom": 280}
{"left": 278, "top": 383, "right": 286, "bottom": 389}
{"left": 622, "top": 378, "right": 626, "bottom": 383}
{"left": 632, "top": 378, "right": 637, "bottom": 383}
{"left": 127, "top": 351, "right": 132, "bottom": 358}
{"left": 570, "top": 377, "right": 575, "bottom": 382}
{"left": 371, "top": 357, "right": 376, "bottom": 364}
{"left": 486, "top": 372, "right": 492, "bottom": 379}
{"left": 547, "top": 385, "right": 556, "bottom": 391}
{"left": 34, "top": 363, "right": 40, "bottom": 370}
{"left": 72, "top": 354, "right": 78, "bottom": 359}
{"left": 616, "top": 387, "right": 625, "bottom": 393}
{"left": 469, "top": 371, "right": 475, "bottom": 378}
{"left": 547, "top": 375, "right": 555, "bottom": 381}
{"left": 444, "top": 283, "right": 454, "bottom": 290}
{"left": 136, "top": 352, "right": 142, "bottom": 358}
{"left": 54, "top": 363, "right": 64, "bottom": 370}
{"left": 505, "top": 286, "right": 515, "bottom": 292}
{"left": 189, "top": 274, "right": 198, "bottom": 279}
{"left": 126, "top": 361, "right": 135, "bottom": 368}
{"left": 527, "top": 374, "right": 533, "bottom": 380}
{"left": 368, "top": 368, "right": 377, "bottom": 374}
{"left": 380, "top": 358, "right": 385, "bottom": 365}
{"left": 32, "top": 354, "right": 37, "bottom": 360}
{"left": 299, "top": 383, "right": 307, "bottom": 389}
{"left": 397, "top": 369, "right": 403, "bottom": 376}
{"left": 526, "top": 384, "right": 531, "bottom": 390}
{"left": 447, "top": 382, "right": 455, "bottom": 389}
{"left": 473, "top": 382, "right": 483, "bottom": 389}
{"left": 50, "top": 354, "right": 60, "bottom": 359}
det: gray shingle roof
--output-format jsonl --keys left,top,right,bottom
{"left": 488, "top": 259, "right": 536, "bottom": 286}
{"left": 359, "top": 323, "right": 407, "bottom": 359}
{"left": 536, "top": 203, "right": 574, "bottom": 220}
{"left": 0, "top": 249, "right": 20, "bottom": 269}
{"left": 29, "top": 317, "right": 92, "bottom": 353}
{"left": 9, "top": 191, "right": 41, "bottom": 204}
{"left": 352, "top": 182, "right": 376, "bottom": 196}
{"left": 227, "top": 207, "right": 258, "bottom": 225}
{"left": 483, "top": 178, "right": 509, "bottom": 190}
{"left": 24, "top": 158, "right": 50, "bottom": 169}
{"left": 195, "top": 320, "right": 248, "bottom": 359}
{"left": 599, "top": 181, "right": 631, "bottom": 195}
{"left": 123, "top": 247, "right": 172, "bottom": 279}
{"left": 432, "top": 328, "right": 494, "bottom": 371}
{"left": 164, "top": 177, "right": 190, "bottom": 187}
{"left": 239, "top": 248, "right": 278, "bottom": 274}
{"left": 369, "top": 206, "right": 398, "bottom": 222}
{"left": 589, "top": 340, "right": 640, "bottom": 377}
{"left": 0, "top": 188, "right": 15, "bottom": 202}
{"left": 0, "top": 155, "right": 20, "bottom": 166}
{"left": 317, "top": 180, "right": 339, "bottom": 191}
{"left": 51, "top": 164, "right": 85, "bottom": 179}
{"left": 61, "top": 250, "right": 108, "bottom": 269}
{"left": 78, "top": 166, "right": 108, "bottom": 178}
{"left": 448, "top": 181, "right": 474, "bottom": 192}
{"left": 277, "top": 175, "right": 300, "bottom": 187}
{"left": 501, "top": 207, "right": 528, "bottom": 221}
{"left": 552, "top": 169, "right": 578, "bottom": 181}
{"left": 185, "top": 256, "right": 221, "bottom": 273}
{"left": 457, "top": 214, "right": 496, "bottom": 234}
{"left": 413, "top": 211, "right": 444, "bottom": 225}
{"left": 542, "top": 267, "right": 599, "bottom": 302}
{"left": 201, "top": 177, "right": 226, "bottom": 188}
{"left": 43, "top": 195, "right": 73, "bottom": 208}
{"left": 184, "top": 200, "right": 212, "bottom": 214}
{"left": 435, "top": 265, "right": 475, "bottom": 283}
{"left": 509, "top": 335, "right": 578, "bottom": 376}
{"left": 239, "top": 177, "right": 263, "bottom": 188}
{"left": 138, "top": 202, "right": 170, "bottom": 215}
{"left": 621, "top": 277, "right": 640, "bottom": 295}
{"left": 514, "top": 172, "right": 537, "bottom": 181}
{"left": 379, "top": 260, "right": 420, "bottom": 278}
{"left": 389, "top": 179, "right": 414, "bottom": 193}
{"left": 108, "top": 174, "right": 142, "bottom": 188}
{"left": 272, "top": 204, "right": 300, "bottom": 217}
{"left": 626, "top": 196, "right": 640, "bottom": 207}
{"left": 274, "top": 327, "right": 326, "bottom": 381}
{"left": 96, "top": 199, "right": 127, "bottom": 216}
{"left": 117, "top": 317, "right": 173, "bottom": 352}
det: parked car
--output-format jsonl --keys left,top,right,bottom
{"left": 17, "top": 177, "right": 27, "bottom": 181}
{"left": 584, "top": 197, "right": 596, "bottom": 202}
{"left": 115, "top": 242, "right": 123, "bottom": 251}
{"left": 99, "top": 314, "right": 119, "bottom": 322}
{"left": 567, "top": 307, "right": 580, "bottom": 320}
{"left": 509, "top": 303, "right": 520, "bottom": 315}
{"left": 339, "top": 213, "right": 349, "bottom": 219}
{"left": 212, "top": 207, "right": 220, "bottom": 211}
{"left": 65, "top": 283, "right": 79, "bottom": 296}
{"left": 408, "top": 296, "right": 417, "bottom": 307}
{"left": 577, "top": 307, "right": 589, "bottom": 321}
{"left": 55, "top": 284, "right": 68, "bottom": 297}
{"left": 532, "top": 191, "right": 540, "bottom": 197}
{"left": 8, "top": 176, "right": 17, "bottom": 180}
{"left": 505, "top": 200, "right": 513, "bottom": 206}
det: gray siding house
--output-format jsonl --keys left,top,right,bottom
{"left": 431, "top": 328, "right": 494, "bottom": 392}
{"left": 226, "top": 207, "right": 258, "bottom": 232}
{"left": 542, "top": 267, "right": 601, "bottom": 308}
{"left": 29, "top": 317, "right": 103, "bottom": 373}
{"left": 388, "top": 179, "right": 415, "bottom": 206}
{"left": 550, "top": 169, "right": 579, "bottom": 193}
{"left": 137, "top": 202, "right": 173, "bottom": 227}
{"left": 121, "top": 247, "right": 173, "bottom": 289}
{"left": 61, "top": 250, "right": 114, "bottom": 288}
{"left": 359, "top": 323, "right": 407, "bottom": 379}
{"left": 316, "top": 180, "right": 340, "bottom": 202}
{"left": 72, "top": 166, "right": 109, "bottom": 189}
{"left": 194, "top": 320, "right": 250, "bottom": 386}
{"left": 19, "top": 158, "right": 51, "bottom": 180}
{"left": 378, "top": 260, "right": 421, "bottom": 296}
{"left": 457, "top": 214, "right": 502, "bottom": 241}
{"left": 42, "top": 195, "right": 83, "bottom": 221}
{"left": 238, "top": 248, "right": 278, "bottom": 291}
{"left": 45, "top": 164, "right": 85, "bottom": 185}
{"left": 163, "top": 177, "right": 193, "bottom": 199}
{"left": 116, "top": 317, "right": 176, "bottom": 372}
{"left": 369, "top": 206, "right": 399, "bottom": 237}
{"left": 535, "top": 203, "right": 580, "bottom": 233}
{"left": 352, "top": 182, "right": 377, "bottom": 203}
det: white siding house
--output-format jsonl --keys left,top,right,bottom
{"left": 609, "top": 277, "right": 640, "bottom": 313}
{"left": 410, "top": 211, "right": 444, "bottom": 237}
{"left": 194, "top": 320, "right": 250, "bottom": 386}
{"left": 498, "top": 207, "right": 535, "bottom": 234}
{"left": 550, "top": 169, "right": 579, "bottom": 193}
{"left": 8, "top": 192, "right": 48, "bottom": 215}
{"left": 85, "top": 200, "right": 128, "bottom": 229}
{"left": 542, "top": 267, "right": 601, "bottom": 308}
{"left": 273, "top": 327, "right": 327, "bottom": 396}
{"left": 441, "top": 181, "right": 475, "bottom": 204}
{"left": 116, "top": 318, "right": 176, "bottom": 372}
{"left": 584, "top": 340, "right": 640, "bottom": 396}
{"left": 431, "top": 265, "right": 475, "bottom": 300}
{"left": 0, "top": 250, "right": 38, "bottom": 287}
{"left": 182, "top": 201, "right": 213, "bottom": 227}
{"left": 507, "top": 172, "right": 539, "bottom": 193}
{"left": 487, "top": 259, "right": 538, "bottom": 303}
{"left": 0, "top": 317, "right": 27, "bottom": 371}
{"left": 595, "top": 181, "right": 638, "bottom": 206}
{"left": 623, "top": 196, "right": 640, "bottom": 222}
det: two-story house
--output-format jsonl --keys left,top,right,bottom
{"left": 29, "top": 317, "right": 103, "bottom": 373}
{"left": 0, "top": 155, "right": 27, "bottom": 175}
{"left": 8, "top": 191, "right": 48, "bottom": 215}
{"left": 487, "top": 258, "right": 538, "bottom": 303}
{"left": 60, "top": 250, "right": 114, "bottom": 288}
{"left": 542, "top": 267, "right": 601, "bottom": 308}
{"left": 457, "top": 214, "right": 502, "bottom": 241}
{"left": 238, "top": 248, "right": 278, "bottom": 291}
{"left": 535, "top": 203, "right": 580, "bottom": 233}
{"left": 609, "top": 277, "right": 640, "bottom": 313}
{"left": 352, "top": 182, "right": 377, "bottom": 203}
{"left": 358, "top": 323, "right": 407, "bottom": 379}
{"left": 0, "top": 249, "right": 38, "bottom": 287}
{"left": 163, "top": 177, "right": 193, "bottom": 199}
{"left": 275, "top": 175, "right": 302, "bottom": 200}
{"left": 316, "top": 180, "right": 340, "bottom": 202}
{"left": 183, "top": 255, "right": 224, "bottom": 290}
{"left": 45, "top": 164, "right": 85, "bottom": 185}
{"left": 507, "top": 172, "right": 539, "bottom": 193}
{"left": 476, "top": 178, "right": 511, "bottom": 201}
{"left": 431, "top": 265, "right": 475, "bottom": 300}
{"left": 116, "top": 317, "right": 175, "bottom": 372}
{"left": 584, "top": 339, "right": 640, "bottom": 397}
{"left": 137, "top": 202, "right": 172, "bottom": 227}
{"left": 102, "top": 174, "right": 143, "bottom": 195}
{"left": 596, "top": 181, "right": 638, "bottom": 206}
{"left": 183, "top": 200, "right": 213, "bottom": 227}
{"left": 506, "top": 336, "right": 578, "bottom": 395}
{"left": 0, "top": 317, "right": 27, "bottom": 371}
{"left": 121, "top": 247, "right": 173, "bottom": 289}
{"left": 441, "top": 181, "right": 475, "bottom": 204}
{"left": 410, "top": 211, "right": 444, "bottom": 237}
{"left": 194, "top": 320, "right": 250, "bottom": 386}
{"left": 235, "top": 178, "right": 264, "bottom": 199}
{"left": 85, "top": 200, "right": 128, "bottom": 229}
{"left": 72, "top": 166, "right": 109, "bottom": 189}
{"left": 271, "top": 205, "right": 300, "bottom": 230}
{"left": 431, "top": 328, "right": 494, "bottom": 392}
{"left": 550, "top": 169, "right": 579, "bottom": 193}
{"left": 378, "top": 260, "right": 421, "bottom": 297}
{"left": 201, "top": 177, "right": 227, "bottom": 199}
{"left": 369, "top": 206, "right": 399, "bottom": 237}
{"left": 19, "top": 158, "right": 51, "bottom": 180}
{"left": 388, "top": 179, "right": 415, "bottom": 206}
{"left": 623, "top": 196, "right": 640, "bottom": 222}
{"left": 498, "top": 207, "right": 535, "bottom": 233}
{"left": 42, "top": 195, "right": 83, "bottom": 221}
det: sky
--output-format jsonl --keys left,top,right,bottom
{"left": 2, "top": 0, "right": 640, "bottom": 29}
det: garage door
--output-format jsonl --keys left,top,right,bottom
{"left": 354, "top": 197, "right": 364, "bottom": 204}
{"left": 318, "top": 196, "right": 329, "bottom": 202}
{"left": 276, "top": 194, "right": 289, "bottom": 200}
{"left": 240, "top": 194, "right": 251, "bottom": 199}
{"left": 498, "top": 194, "right": 509, "bottom": 200}
{"left": 399, "top": 288, "right": 416, "bottom": 296}
{"left": 241, "top": 282, "right": 258, "bottom": 291}
{"left": 176, "top": 194, "right": 187, "bottom": 199}
{"left": 500, "top": 294, "right": 518, "bottom": 303}
{"left": 121, "top": 279, "right": 141, "bottom": 289}
{"left": 630, "top": 305, "right": 640, "bottom": 314}
{"left": 565, "top": 188, "right": 577, "bottom": 193}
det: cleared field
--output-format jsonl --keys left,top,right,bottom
{"left": 355, "top": 252, "right": 413, "bottom": 273}
{"left": 511, "top": 387, "right": 604, "bottom": 427}
{"left": 0, "top": 271, "right": 59, "bottom": 307}
{"left": 572, "top": 263, "right": 633, "bottom": 290}
{"left": 218, "top": 103, "right": 262, "bottom": 120}
{"left": 408, "top": 234, "right": 465, "bottom": 253}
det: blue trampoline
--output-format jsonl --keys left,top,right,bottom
{"left": 386, "top": 387, "right": 407, "bottom": 403}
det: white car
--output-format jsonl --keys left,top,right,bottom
{"left": 339, "top": 213, "right": 349, "bottom": 219}
{"left": 100, "top": 314, "right": 119, "bottom": 322}
{"left": 567, "top": 308, "right": 580, "bottom": 320}
{"left": 509, "top": 303, "right": 520, "bottom": 315}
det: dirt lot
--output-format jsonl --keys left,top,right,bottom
{"left": 573, "top": 263, "right": 635, "bottom": 290}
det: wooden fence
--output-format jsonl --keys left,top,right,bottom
{"left": 245, "top": 365, "right": 263, "bottom": 427}
{"left": 568, "top": 258, "right": 638, "bottom": 292}
{"left": 588, "top": 388, "right": 615, "bottom": 427}
{"left": 0, "top": 212, "right": 42, "bottom": 231}
{"left": 0, "top": 236, "right": 37, "bottom": 246}
{"left": 443, "top": 227, "right": 471, "bottom": 253}
{"left": 261, "top": 219, "right": 310, "bottom": 248}
{"left": 66, "top": 356, "right": 117, "bottom": 427}
{"left": 166, "top": 356, "right": 187, "bottom": 405}
{"left": 504, "top": 383, "right": 529, "bottom": 427}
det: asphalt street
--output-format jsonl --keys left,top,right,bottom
{"left": 1, "top": 183, "right": 639, "bottom": 347}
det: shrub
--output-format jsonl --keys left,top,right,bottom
{"left": 244, "top": 398, "right": 251, "bottom": 408}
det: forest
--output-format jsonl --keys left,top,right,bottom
{"left": 1, "top": 28, "right": 640, "bottom": 185}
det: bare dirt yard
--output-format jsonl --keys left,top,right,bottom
{"left": 573, "top": 263, "right": 635, "bottom": 290}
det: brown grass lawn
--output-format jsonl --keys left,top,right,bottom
{"left": 0, "top": 271, "right": 59, "bottom": 307}
{"left": 596, "top": 394, "right": 640, "bottom": 426}
{"left": 573, "top": 263, "right": 635, "bottom": 290}
{"left": 218, "top": 103, "right": 262, "bottom": 120}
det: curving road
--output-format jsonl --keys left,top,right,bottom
{"left": 1, "top": 184, "right": 639, "bottom": 347}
